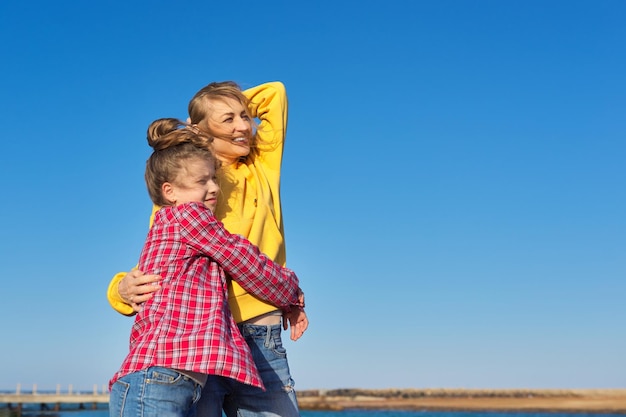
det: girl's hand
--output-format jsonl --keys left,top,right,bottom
{"left": 283, "top": 308, "right": 309, "bottom": 341}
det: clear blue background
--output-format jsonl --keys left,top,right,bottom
{"left": 0, "top": 0, "right": 624, "bottom": 391}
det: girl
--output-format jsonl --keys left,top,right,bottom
{"left": 109, "top": 118, "right": 302, "bottom": 417}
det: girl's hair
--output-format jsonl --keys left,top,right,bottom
{"left": 188, "top": 81, "right": 260, "bottom": 157}
{"left": 145, "top": 118, "right": 217, "bottom": 206}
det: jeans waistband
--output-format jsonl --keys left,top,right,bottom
{"left": 238, "top": 322, "right": 282, "bottom": 337}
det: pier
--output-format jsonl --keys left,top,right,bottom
{"left": 0, "top": 384, "right": 109, "bottom": 414}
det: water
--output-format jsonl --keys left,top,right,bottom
{"left": 302, "top": 413, "right": 623, "bottom": 417}
{"left": 1, "top": 409, "right": 624, "bottom": 417}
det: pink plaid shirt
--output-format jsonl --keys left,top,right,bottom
{"left": 110, "top": 202, "right": 300, "bottom": 389}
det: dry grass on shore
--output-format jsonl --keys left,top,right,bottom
{"left": 297, "top": 388, "right": 626, "bottom": 413}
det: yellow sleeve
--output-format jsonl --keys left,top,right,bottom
{"left": 105, "top": 204, "right": 161, "bottom": 316}
{"left": 243, "top": 81, "right": 288, "bottom": 169}
{"left": 107, "top": 271, "right": 136, "bottom": 316}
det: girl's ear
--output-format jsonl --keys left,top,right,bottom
{"left": 162, "top": 182, "right": 176, "bottom": 205}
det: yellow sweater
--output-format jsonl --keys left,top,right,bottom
{"left": 107, "top": 81, "right": 288, "bottom": 322}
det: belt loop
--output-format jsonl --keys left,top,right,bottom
{"left": 264, "top": 324, "right": 272, "bottom": 348}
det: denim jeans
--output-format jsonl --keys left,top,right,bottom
{"left": 196, "top": 323, "right": 300, "bottom": 417}
{"left": 110, "top": 367, "right": 202, "bottom": 417}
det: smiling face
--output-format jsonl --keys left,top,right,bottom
{"left": 163, "top": 157, "right": 220, "bottom": 211}
{"left": 202, "top": 97, "right": 254, "bottom": 165}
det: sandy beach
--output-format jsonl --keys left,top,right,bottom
{"left": 297, "top": 389, "right": 626, "bottom": 413}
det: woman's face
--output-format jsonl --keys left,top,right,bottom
{"left": 204, "top": 97, "right": 253, "bottom": 164}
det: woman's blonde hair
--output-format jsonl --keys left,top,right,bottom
{"left": 188, "top": 81, "right": 259, "bottom": 157}
{"left": 145, "top": 118, "right": 217, "bottom": 206}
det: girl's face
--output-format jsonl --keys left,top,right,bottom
{"left": 164, "top": 157, "right": 220, "bottom": 211}
{"left": 203, "top": 97, "right": 253, "bottom": 164}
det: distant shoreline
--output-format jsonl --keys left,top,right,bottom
{"left": 2, "top": 388, "right": 624, "bottom": 414}
{"left": 296, "top": 389, "right": 626, "bottom": 413}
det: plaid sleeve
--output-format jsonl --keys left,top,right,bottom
{"left": 177, "top": 203, "right": 299, "bottom": 308}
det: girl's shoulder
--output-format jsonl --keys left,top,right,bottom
{"left": 156, "top": 202, "right": 215, "bottom": 222}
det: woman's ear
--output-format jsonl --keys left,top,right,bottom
{"left": 162, "top": 182, "right": 176, "bottom": 205}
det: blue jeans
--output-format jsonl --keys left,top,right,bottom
{"left": 196, "top": 323, "right": 300, "bottom": 417}
{"left": 110, "top": 367, "right": 202, "bottom": 417}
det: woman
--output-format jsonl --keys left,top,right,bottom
{"left": 107, "top": 81, "right": 308, "bottom": 417}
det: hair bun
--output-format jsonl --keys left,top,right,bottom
{"left": 146, "top": 118, "right": 213, "bottom": 151}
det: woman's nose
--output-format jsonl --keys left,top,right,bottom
{"left": 234, "top": 117, "right": 250, "bottom": 132}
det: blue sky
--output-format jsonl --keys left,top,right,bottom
{"left": 0, "top": 0, "right": 624, "bottom": 391}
